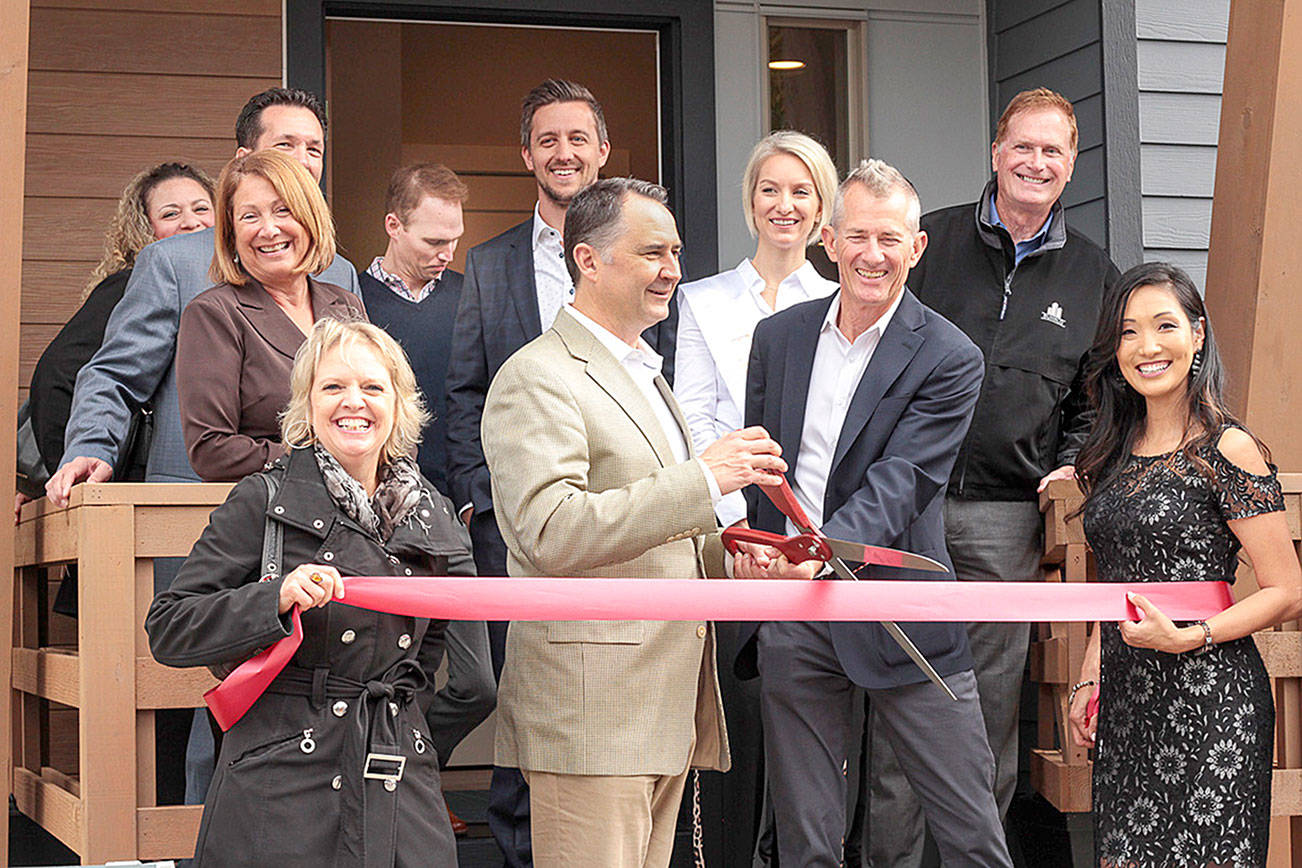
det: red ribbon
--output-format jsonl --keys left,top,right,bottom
{"left": 205, "top": 577, "right": 1233, "bottom": 730}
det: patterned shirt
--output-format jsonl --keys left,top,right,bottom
{"left": 366, "top": 257, "right": 441, "bottom": 304}
{"left": 532, "top": 204, "right": 575, "bottom": 330}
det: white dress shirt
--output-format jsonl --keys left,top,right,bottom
{"left": 675, "top": 259, "right": 836, "bottom": 525}
{"left": 532, "top": 204, "right": 574, "bottom": 330}
{"left": 565, "top": 305, "right": 722, "bottom": 505}
{"left": 789, "top": 289, "right": 904, "bottom": 535}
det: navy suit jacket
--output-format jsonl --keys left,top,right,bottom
{"left": 736, "top": 289, "right": 984, "bottom": 689}
{"left": 444, "top": 216, "right": 678, "bottom": 517}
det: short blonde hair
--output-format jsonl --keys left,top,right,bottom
{"left": 741, "top": 131, "right": 838, "bottom": 244}
{"left": 210, "top": 150, "right": 336, "bottom": 286}
{"left": 994, "top": 87, "right": 1078, "bottom": 153}
{"left": 281, "top": 319, "right": 430, "bottom": 467}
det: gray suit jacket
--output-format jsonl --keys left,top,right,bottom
{"left": 482, "top": 308, "right": 729, "bottom": 777}
{"left": 61, "top": 226, "right": 358, "bottom": 482}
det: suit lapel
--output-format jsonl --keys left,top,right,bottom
{"left": 506, "top": 223, "right": 543, "bottom": 337}
{"left": 553, "top": 310, "right": 678, "bottom": 468}
{"left": 233, "top": 277, "right": 312, "bottom": 361}
{"left": 780, "top": 295, "right": 835, "bottom": 475}
{"left": 831, "top": 291, "right": 926, "bottom": 472}
{"left": 655, "top": 374, "right": 696, "bottom": 459}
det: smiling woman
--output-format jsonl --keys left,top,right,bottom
{"left": 147, "top": 318, "right": 468, "bottom": 868}
{"left": 176, "top": 150, "right": 367, "bottom": 483}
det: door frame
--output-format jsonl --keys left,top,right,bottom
{"left": 286, "top": 0, "right": 718, "bottom": 278}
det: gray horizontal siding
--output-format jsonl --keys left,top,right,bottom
{"left": 1138, "top": 92, "right": 1221, "bottom": 145}
{"left": 1137, "top": 41, "right": 1225, "bottom": 93}
{"left": 1135, "top": 0, "right": 1228, "bottom": 42}
{"left": 1135, "top": 0, "right": 1229, "bottom": 292}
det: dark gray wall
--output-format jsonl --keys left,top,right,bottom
{"left": 986, "top": 0, "right": 1142, "bottom": 266}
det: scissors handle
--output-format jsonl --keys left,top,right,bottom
{"left": 721, "top": 527, "right": 831, "bottom": 565}
{"left": 762, "top": 478, "right": 817, "bottom": 536}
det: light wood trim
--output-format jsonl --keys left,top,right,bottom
{"left": 12, "top": 647, "right": 80, "bottom": 707}
{"left": 134, "top": 504, "right": 236, "bottom": 557}
{"left": 13, "top": 766, "right": 81, "bottom": 855}
{"left": 76, "top": 504, "right": 138, "bottom": 860}
{"left": 1, "top": 1, "right": 30, "bottom": 861}
{"left": 137, "top": 805, "right": 202, "bottom": 861}
{"left": 136, "top": 657, "right": 216, "bottom": 709}
{"left": 78, "top": 482, "right": 234, "bottom": 507}
{"left": 40, "top": 765, "right": 79, "bottom": 798}
{"left": 1255, "top": 631, "right": 1302, "bottom": 677}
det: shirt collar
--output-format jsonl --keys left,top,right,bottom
{"left": 367, "top": 256, "right": 440, "bottom": 295}
{"left": 735, "top": 258, "right": 830, "bottom": 300}
{"left": 989, "top": 191, "right": 1053, "bottom": 246}
{"left": 532, "top": 202, "right": 563, "bottom": 250}
{"left": 821, "top": 287, "right": 905, "bottom": 344}
{"left": 564, "top": 304, "right": 664, "bottom": 375}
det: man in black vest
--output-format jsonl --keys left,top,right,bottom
{"left": 358, "top": 163, "right": 495, "bottom": 836}
{"left": 868, "top": 88, "right": 1120, "bottom": 867}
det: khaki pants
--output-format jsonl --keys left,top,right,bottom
{"left": 524, "top": 765, "right": 692, "bottom": 868}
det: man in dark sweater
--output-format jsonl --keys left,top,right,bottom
{"left": 867, "top": 89, "right": 1120, "bottom": 867}
{"left": 358, "top": 163, "right": 495, "bottom": 835}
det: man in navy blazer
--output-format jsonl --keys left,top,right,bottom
{"left": 734, "top": 160, "right": 1012, "bottom": 867}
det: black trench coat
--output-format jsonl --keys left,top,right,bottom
{"left": 147, "top": 447, "right": 473, "bottom": 867}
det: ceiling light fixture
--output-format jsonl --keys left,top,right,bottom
{"left": 768, "top": 59, "right": 806, "bottom": 71}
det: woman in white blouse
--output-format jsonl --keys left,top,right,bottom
{"left": 675, "top": 131, "right": 839, "bottom": 526}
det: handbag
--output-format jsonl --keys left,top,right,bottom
{"left": 113, "top": 401, "right": 154, "bottom": 482}
{"left": 207, "top": 472, "right": 283, "bottom": 680}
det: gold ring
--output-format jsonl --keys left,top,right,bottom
{"left": 310, "top": 573, "right": 324, "bottom": 584}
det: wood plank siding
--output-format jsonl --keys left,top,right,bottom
{"left": 1136, "top": 0, "right": 1230, "bottom": 292}
{"left": 988, "top": 0, "right": 1110, "bottom": 249}
{"left": 19, "top": 1, "right": 281, "bottom": 408}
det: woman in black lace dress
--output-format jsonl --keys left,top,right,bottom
{"left": 1067, "top": 263, "right": 1302, "bottom": 867}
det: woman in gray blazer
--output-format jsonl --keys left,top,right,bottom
{"left": 177, "top": 150, "right": 365, "bottom": 482}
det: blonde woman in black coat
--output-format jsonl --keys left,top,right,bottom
{"left": 148, "top": 319, "right": 471, "bottom": 867}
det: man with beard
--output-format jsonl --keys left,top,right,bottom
{"left": 445, "top": 78, "right": 635, "bottom": 867}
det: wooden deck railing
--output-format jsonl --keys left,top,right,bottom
{"left": 1032, "top": 475, "right": 1302, "bottom": 866}
{"left": 12, "top": 483, "right": 230, "bottom": 863}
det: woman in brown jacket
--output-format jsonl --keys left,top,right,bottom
{"left": 177, "top": 149, "right": 365, "bottom": 482}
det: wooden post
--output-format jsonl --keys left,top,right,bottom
{"left": 1204, "top": 0, "right": 1302, "bottom": 469}
{"left": 0, "top": 1, "right": 31, "bottom": 864}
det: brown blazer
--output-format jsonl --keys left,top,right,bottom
{"left": 177, "top": 276, "right": 366, "bottom": 482}
{"left": 482, "top": 308, "right": 729, "bottom": 777}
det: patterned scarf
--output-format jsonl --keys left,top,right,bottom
{"left": 313, "top": 445, "right": 424, "bottom": 542}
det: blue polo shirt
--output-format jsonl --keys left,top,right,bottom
{"left": 990, "top": 192, "right": 1053, "bottom": 265}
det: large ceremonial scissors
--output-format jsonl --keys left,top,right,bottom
{"left": 722, "top": 477, "right": 959, "bottom": 701}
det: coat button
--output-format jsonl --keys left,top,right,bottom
{"left": 420, "top": 509, "right": 430, "bottom": 518}
{"left": 697, "top": 625, "right": 707, "bottom": 639}
{"left": 273, "top": 505, "right": 284, "bottom": 514}
{"left": 313, "top": 519, "right": 324, "bottom": 529}
{"left": 404, "top": 568, "right": 412, "bottom": 576}
{"left": 340, "top": 629, "right": 356, "bottom": 644}
{"left": 384, "top": 779, "right": 397, "bottom": 792}
{"left": 332, "top": 775, "right": 342, "bottom": 790}
{"left": 397, "top": 634, "right": 412, "bottom": 649}
{"left": 323, "top": 551, "right": 334, "bottom": 561}
{"left": 332, "top": 700, "right": 348, "bottom": 717}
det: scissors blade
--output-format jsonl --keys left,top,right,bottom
{"left": 823, "top": 538, "right": 949, "bottom": 573}
{"left": 826, "top": 555, "right": 958, "bottom": 702}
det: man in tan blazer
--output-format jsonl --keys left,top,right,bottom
{"left": 482, "top": 177, "right": 786, "bottom": 867}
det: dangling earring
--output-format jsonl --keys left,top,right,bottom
{"left": 1189, "top": 349, "right": 1204, "bottom": 378}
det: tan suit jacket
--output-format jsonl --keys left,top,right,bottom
{"left": 482, "top": 308, "right": 729, "bottom": 777}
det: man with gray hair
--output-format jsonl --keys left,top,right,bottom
{"left": 734, "top": 160, "right": 1012, "bottom": 866}
{"left": 481, "top": 177, "right": 786, "bottom": 865}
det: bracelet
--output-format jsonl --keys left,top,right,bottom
{"left": 1190, "top": 620, "right": 1214, "bottom": 655}
{"left": 1068, "top": 679, "right": 1096, "bottom": 706}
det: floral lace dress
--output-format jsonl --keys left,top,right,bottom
{"left": 1081, "top": 433, "right": 1282, "bottom": 868}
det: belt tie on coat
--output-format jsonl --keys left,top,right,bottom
{"left": 268, "top": 658, "right": 429, "bottom": 868}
